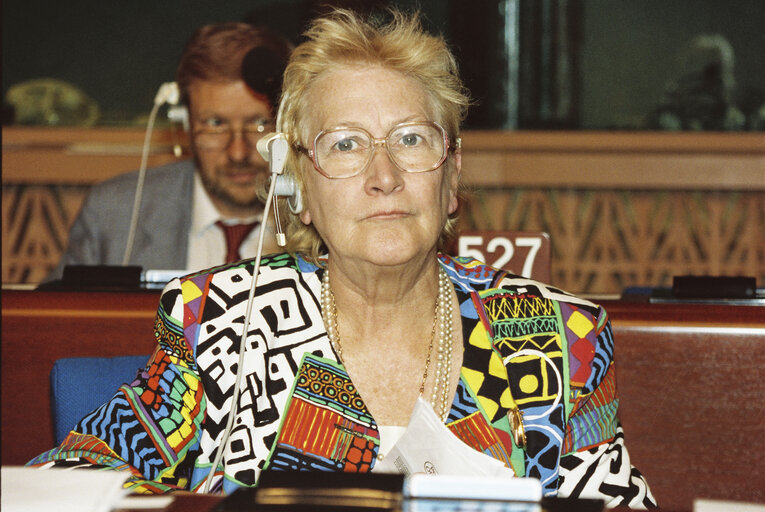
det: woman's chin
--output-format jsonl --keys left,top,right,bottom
{"left": 355, "top": 232, "right": 436, "bottom": 268}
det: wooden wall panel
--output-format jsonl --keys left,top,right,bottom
{"left": 460, "top": 188, "right": 764, "bottom": 294}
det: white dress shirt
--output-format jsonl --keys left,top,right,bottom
{"left": 186, "top": 174, "right": 263, "bottom": 272}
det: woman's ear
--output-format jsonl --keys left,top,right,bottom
{"left": 447, "top": 149, "right": 461, "bottom": 215}
{"left": 299, "top": 207, "right": 312, "bottom": 226}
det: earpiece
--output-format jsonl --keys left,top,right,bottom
{"left": 274, "top": 174, "right": 303, "bottom": 214}
{"left": 256, "top": 132, "right": 284, "bottom": 164}
{"left": 258, "top": 132, "right": 289, "bottom": 177}
{"left": 258, "top": 132, "right": 301, "bottom": 245}
{"left": 270, "top": 174, "right": 302, "bottom": 246}
{"left": 154, "top": 82, "right": 187, "bottom": 156}
{"left": 167, "top": 105, "right": 189, "bottom": 131}
{"left": 154, "top": 82, "right": 180, "bottom": 106}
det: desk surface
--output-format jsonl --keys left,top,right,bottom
{"left": 114, "top": 493, "right": 690, "bottom": 512}
{"left": 600, "top": 298, "right": 764, "bottom": 326}
{"left": 115, "top": 494, "right": 219, "bottom": 512}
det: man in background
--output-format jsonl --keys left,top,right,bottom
{"left": 47, "top": 22, "right": 290, "bottom": 281}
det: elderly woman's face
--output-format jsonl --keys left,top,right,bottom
{"left": 297, "top": 65, "right": 460, "bottom": 268}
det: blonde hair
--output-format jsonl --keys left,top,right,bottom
{"left": 273, "top": 8, "right": 470, "bottom": 263}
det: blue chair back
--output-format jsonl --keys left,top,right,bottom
{"left": 50, "top": 354, "right": 150, "bottom": 445}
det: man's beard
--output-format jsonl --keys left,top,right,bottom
{"left": 199, "top": 161, "right": 266, "bottom": 211}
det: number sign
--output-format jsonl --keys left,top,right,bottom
{"left": 457, "top": 231, "right": 551, "bottom": 282}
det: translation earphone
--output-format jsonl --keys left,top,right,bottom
{"left": 257, "top": 133, "right": 303, "bottom": 218}
{"left": 128, "top": 50, "right": 303, "bottom": 492}
{"left": 255, "top": 90, "right": 303, "bottom": 245}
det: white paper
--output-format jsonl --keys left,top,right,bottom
{"left": 373, "top": 397, "right": 517, "bottom": 479}
{"left": 1, "top": 466, "right": 130, "bottom": 512}
{"left": 405, "top": 474, "right": 541, "bottom": 502}
{"left": 695, "top": 499, "right": 765, "bottom": 512}
{"left": 115, "top": 495, "right": 175, "bottom": 509}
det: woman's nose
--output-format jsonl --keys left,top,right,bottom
{"left": 364, "top": 146, "right": 404, "bottom": 194}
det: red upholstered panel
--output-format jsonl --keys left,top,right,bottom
{"left": 1, "top": 290, "right": 159, "bottom": 465}
{"left": 604, "top": 301, "right": 765, "bottom": 511}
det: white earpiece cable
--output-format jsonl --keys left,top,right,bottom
{"left": 122, "top": 82, "right": 180, "bottom": 266}
{"left": 202, "top": 135, "right": 288, "bottom": 493}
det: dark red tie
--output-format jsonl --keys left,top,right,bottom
{"left": 216, "top": 221, "right": 259, "bottom": 263}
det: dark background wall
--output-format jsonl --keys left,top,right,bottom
{"left": 3, "top": 0, "right": 763, "bottom": 129}
{"left": 579, "top": 0, "right": 765, "bottom": 129}
{"left": 1, "top": 0, "right": 329, "bottom": 124}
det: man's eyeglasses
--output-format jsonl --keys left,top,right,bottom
{"left": 192, "top": 118, "right": 276, "bottom": 151}
{"left": 295, "top": 121, "right": 460, "bottom": 179}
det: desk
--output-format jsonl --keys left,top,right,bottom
{"left": 2, "top": 290, "right": 763, "bottom": 510}
{"left": 115, "top": 494, "right": 220, "bottom": 512}
{"left": 115, "top": 494, "right": 684, "bottom": 512}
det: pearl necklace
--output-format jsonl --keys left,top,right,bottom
{"left": 320, "top": 265, "right": 454, "bottom": 420}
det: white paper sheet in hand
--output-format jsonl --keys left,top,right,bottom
{"left": 1, "top": 466, "right": 130, "bottom": 512}
{"left": 373, "top": 397, "right": 516, "bottom": 478}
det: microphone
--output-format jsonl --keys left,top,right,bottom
{"left": 241, "top": 47, "right": 287, "bottom": 109}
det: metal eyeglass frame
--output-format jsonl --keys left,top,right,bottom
{"left": 192, "top": 119, "right": 276, "bottom": 150}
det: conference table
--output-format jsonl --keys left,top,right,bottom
{"left": 2, "top": 287, "right": 763, "bottom": 511}
{"left": 115, "top": 494, "right": 219, "bottom": 512}
{"left": 112, "top": 493, "right": 681, "bottom": 512}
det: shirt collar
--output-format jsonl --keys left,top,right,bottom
{"left": 190, "top": 173, "right": 261, "bottom": 237}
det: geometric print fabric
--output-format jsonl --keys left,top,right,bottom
{"left": 481, "top": 288, "right": 566, "bottom": 494}
{"left": 563, "top": 364, "right": 618, "bottom": 454}
{"left": 28, "top": 253, "right": 655, "bottom": 508}
{"left": 268, "top": 354, "right": 378, "bottom": 473}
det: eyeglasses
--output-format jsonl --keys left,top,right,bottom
{"left": 192, "top": 118, "right": 276, "bottom": 150}
{"left": 295, "top": 121, "right": 460, "bottom": 179}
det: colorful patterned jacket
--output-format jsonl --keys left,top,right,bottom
{"left": 30, "top": 253, "right": 656, "bottom": 508}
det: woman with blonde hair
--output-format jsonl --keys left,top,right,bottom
{"left": 31, "top": 8, "right": 655, "bottom": 508}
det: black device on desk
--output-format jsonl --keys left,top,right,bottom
{"left": 36, "top": 265, "right": 186, "bottom": 291}
{"left": 657, "top": 275, "right": 762, "bottom": 304}
{"left": 622, "top": 275, "right": 764, "bottom": 305}
{"left": 213, "top": 471, "right": 604, "bottom": 512}
{"left": 216, "top": 472, "right": 404, "bottom": 512}
{"left": 670, "top": 275, "right": 757, "bottom": 299}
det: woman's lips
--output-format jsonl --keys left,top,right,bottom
{"left": 364, "top": 210, "right": 410, "bottom": 220}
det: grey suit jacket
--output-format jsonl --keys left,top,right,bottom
{"left": 47, "top": 160, "right": 195, "bottom": 281}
